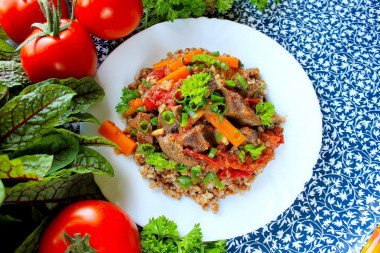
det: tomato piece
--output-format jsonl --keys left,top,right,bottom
{"left": 20, "top": 19, "right": 97, "bottom": 83}
{"left": 39, "top": 200, "right": 141, "bottom": 253}
{"left": 74, "top": 0, "right": 143, "bottom": 40}
{"left": 0, "top": 0, "right": 68, "bottom": 44}
{"left": 146, "top": 67, "right": 167, "bottom": 82}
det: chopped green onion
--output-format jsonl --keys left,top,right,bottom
{"left": 192, "top": 63, "right": 203, "bottom": 70}
{"left": 208, "top": 147, "right": 217, "bottom": 159}
{"left": 210, "top": 91, "right": 224, "bottom": 102}
{"left": 180, "top": 113, "right": 188, "bottom": 127}
{"left": 190, "top": 167, "right": 202, "bottom": 184}
{"left": 184, "top": 107, "right": 198, "bottom": 119}
{"left": 162, "top": 111, "right": 175, "bottom": 124}
{"left": 198, "top": 98, "right": 207, "bottom": 109}
{"left": 213, "top": 59, "right": 221, "bottom": 67}
{"left": 176, "top": 164, "right": 189, "bottom": 173}
{"left": 236, "top": 74, "right": 248, "bottom": 89}
{"left": 221, "top": 62, "right": 229, "bottom": 71}
{"left": 210, "top": 102, "right": 227, "bottom": 116}
{"left": 173, "top": 89, "right": 185, "bottom": 104}
{"left": 142, "top": 79, "right": 152, "bottom": 88}
{"left": 212, "top": 51, "right": 220, "bottom": 56}
{"left": 232, "top": 129, "right": 242, "bottom": 141}
{"left": 150, "top": 117, "right": 158, "bottom": 126}
{"left": 189, "top": 101, "right": 199, "bottom": 111}
{"left": 187, "top": 65, "right": 193, "bottom": 74}
{"left": 129, "top": 128, "right": 138, "bottom": 134}
{"left": 136, "top": 144, "right": 155, "bottom": 155}
{"left": 139, "top": 120, "right": 149, "bottom": 132}
{"left": 136, "top": 106, "right": 146, "bottom": 113}
{"left": 177, "top": 176, "right": 192, "bottom": 189}
{"left": 253, "top": 83, "right": 265, "bottom": 97}
{"left": 225, "top": 80, "right": 236, "bottom": 87}
{"left": 203, "top": 172, "right": 224, "bottom": 189}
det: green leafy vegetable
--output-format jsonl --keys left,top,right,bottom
{"left": 0, "top": 40, "right": 17, "bottom": 61}
{"left": 180, "top": 72, "right": 211, "bottom": 106}
{"left": 10, "top": 133, "right": 80, "bottom": 175}
{"left": 140, "top": 216, "right": 227, "bottom": 253}
{"left": 215, "top": 0, "right": 234, "bottom": 13}
{"left": 61, "top": 112, "right": 101, "bottom": 125}
{"left": 0, "top": 154, "right": 53, "bottom": 181}
{"left": 0, "top": 26, "right": 10, "bottom": 41}
{"left": 14, "top": 217, "right": 49, "bottom": 253}
{"left": 3, "top": 173, "right": 103, "bottom": 209}
{"left": 115, "top": 87, "right": 140, "bottom": 114}
{"left": 255, "top": 101, "right": 275, "bottom": 126}
{"left": 146, "top": 152, "right": 177, "bottom": 170}
{"left": 0, "top": 61, "right": 32, "bottom": 88}
{"left": 63, "top": 146, "right": 114, "bottom": 177}
{"left": 239, "top": 149, "right": 246, "bottom": 163}
{"left": 0, "top": 84, "right": 76, "bottom": 151}
{"left": 0, "top": 180, "right": 4, "bottom": 206}
{"left": 242, "top": 144, "right": 266, "bottom": 160}
{"left": 192, "top": 54, "right": 216, "bottom": 66}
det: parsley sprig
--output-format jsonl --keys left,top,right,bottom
{"left": 180, "top": 72, "right": 211, "bottom": 106}
{"left": 256, "top": 101, "right": 275, "bottom": 126}
{"left": 115, "top": 87, "right": 140, "bottom": 114}
{"left": 140, "top": 216, "right": 227, "bottom": 253}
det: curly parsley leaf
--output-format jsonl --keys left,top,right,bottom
{"left": 255, "top": 101, "right": 275, "bottom": 126}
{"left": 115, "top": 88, "right": 139, "bottom": 114}
{"left": 242, "top": 144, "right": 266, "bottom": 160}
{"left": 140, "top": 216, "right": 227, "bottom": 253}
{"left": 180, "top": 72, "right": 211, "bottom": 105}
{"left": 215, "top": 0, "right": 234, "bottom": 13}
{"left": 238, "top": 149, "right": 246, "bottom": 163}
{"left": 146, "top": 153, "right": 177, "bottom": 170}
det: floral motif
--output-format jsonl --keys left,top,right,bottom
{"left": 94, "top": 0, "right": 380, "bottom": 251}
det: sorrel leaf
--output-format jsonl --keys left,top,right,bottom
{"left": 14, "top": 217, "right": 49, "bottom": 253}
{"left": 11, "top": 133, "right": 80, "bottom": 175}
{"left": 61, "top": 112, "right": 101, "bottom": 125}
{"left": 64, "top": 146, "right": 114, "bottom": 176}
{"left": 0, "top": 40, "right": 17, "bottom": 61}
{"left": 59, "top": 77, "right": 105, "bottom": 117}
{"left": 3, "top": 173, "right": 103, "bottom": 208}
{"left": 0, "top": 180, "right": 4, "bottom": 206}
{"left": 0, "top": 83, "right": 8, "bottom": 106}
{"left": 0, "top": 84, "right": 76, "bottom": 151}
{"left": 0, "top": 154, "right": 53, "bottom": 181}
{"left": 52, "top": 128, "right": 119, "bottom": 149}
{"left": 0, "top": 26, "right": 10, "bottom": 41}
{"left": 0, "top": 61, "right": 31, "bottom": 88}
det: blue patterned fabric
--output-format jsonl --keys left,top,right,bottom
{"left": 94, "top": 0, "right": 380, "bottom": 252}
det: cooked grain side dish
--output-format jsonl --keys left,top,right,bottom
{"left": 116, "top": 48, "right": 285, "bottom": 213}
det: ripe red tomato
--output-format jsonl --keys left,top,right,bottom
{"left": 20, "top": 19, "right": 98, "bottom": 83}
{"left": 74, "top": 0, "right": 143, "bottom": 40}
{"left": 0, "top": 0, "right": 69, "bottom": 44}
{"left": 39, "top": 200, "right": 141, "bottom": 253}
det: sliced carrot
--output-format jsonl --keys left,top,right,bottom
{"left": 157, "top": 66, "right": 190, "bottom": 85}
{"left": 123, "top": 98, "right": 144, "bottom": 118}
{"left": 214, "top": 56, "right": 239, "bottom": 68}
{"left": 153, "top": 58, "right": 174, "bottom": 70}
{"left": 168, "top": 49, "right": 204, "bottom": 72}
{"left": 204, "top": 111, "right": 246, "bottom": 147}
{"left": 98, "top": 120, "right": 137, "bottom": 156}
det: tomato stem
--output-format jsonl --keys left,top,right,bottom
{"left": 62, "top": 233, "right": 97, "bottom": 253}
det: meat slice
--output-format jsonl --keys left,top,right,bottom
{"left": 178, "top": 125, "right": 215, "bottom": 153}
{"left": 157, "top": 134, "right": 206, "bottom": 168}
{"left": 205, "top": 78, "right": 218, "bottom": 98}
{"left": 158, "top": 105, "right": 182, "bottom": 133}
{"left": 125, "top": 112, "right": 153, "bottom": 144}
{"left": 239, "top": 127, "right": 259, "bottom": 145}
{"left": 221, "top": 88, "right": 262, "bottom": 126}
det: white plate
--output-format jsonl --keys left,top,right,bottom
{"left": 82, "top": 17, "right": 322, "bottom": 241}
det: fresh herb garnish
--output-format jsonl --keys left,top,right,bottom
{"left": 192, "top": 54, "right": 216, "bottom": 66}
{"left": 241, "top": 144, "right": 266, "bottom": 160}
{"left": 146, "top": 152, "right": 177, "bottom": 170}
{"left": 140, "top": 215, "right": 227, "bottom": 253}
{"left": 180, "top": 72, "right": 211, "bottom": 106}
{"left": 256, "top": 101, "right": 275, "bottom": 126}
{"left": 115, "top": 87, "right": 140, "bottom": 114}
